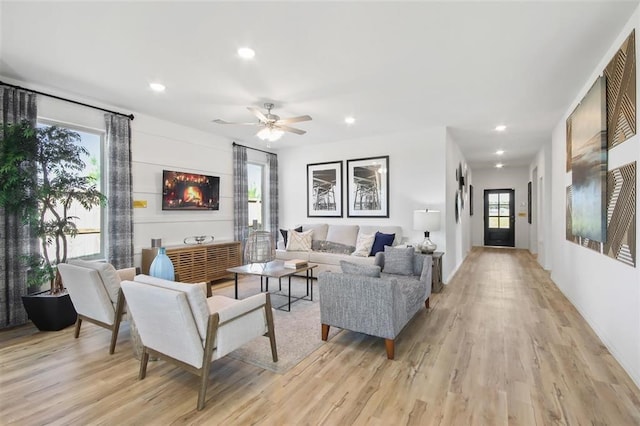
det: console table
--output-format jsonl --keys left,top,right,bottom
{"left": 141, "top": 241, "right": 242, "bottom": 295}
{"left": 431, "top": 252, "right": 444, "bottom": 293}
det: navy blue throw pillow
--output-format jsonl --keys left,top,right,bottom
{"left": 370, "top": 232, "right": 395, "bottom": 256}
{"left": 280, "top": 226, "right": 303, "bottom": 247}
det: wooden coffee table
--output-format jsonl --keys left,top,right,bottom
{"left": 227, "top": 261, "right": 318, "bottom": 312}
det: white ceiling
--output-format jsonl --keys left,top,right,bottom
{"left": 1, "top": 1, "right": 637, "bottom": 168}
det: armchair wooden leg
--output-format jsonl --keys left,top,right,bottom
{"left": 109, "top": 319, "right": 121, "bottom": 355}
{"left": 425, "top": 297, "right": 430, "bottom": 309}
{"left": 74, "top": 317, "right": 82, "bottom": 338}
{"left": 321, "top": 324, "right": 330, "bottom": 341}
{"left": 197, "top": 313, "right": 219, "bottom": 411}
{"left": 109, "top": 290, "right": 126, "bottom": 354}
{"left": 138, "top": 349, "right": 149, "bottom": 380}
{"left": 264, "top": 294, "right": 278, "bottom": 362}
{"left": 197, "top": 361, "right": 212, "bottom": 411}
{"left": 385, "top": 339, "right": 395, "bottom": 360}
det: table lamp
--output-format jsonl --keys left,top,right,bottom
{"left": 413, "top": 209, "right": 441, "bottom": 254}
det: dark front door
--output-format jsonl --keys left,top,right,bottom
{"left": 484, "top": 189, "right": 515, "bottom": 247}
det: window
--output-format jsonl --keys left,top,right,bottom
{"left": 247, "top": 162, "right": 264, "bottom": 228}
{"left": 487, "top": 192, "right": 511, "bottom": 229}
{"left": 37, "top": 121, "right": 105, "bottom": 260}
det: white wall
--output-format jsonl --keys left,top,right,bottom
{"left": 278, "top": 127, "right": 457, "bottom": 280}
{"left": 469, "top": 166, "right": 530, "bottom": 250}
{"left": 550, "top": 6, "right": 640, "bottom": 387}
{"left": 529, "top": 141, "right": 552, "bottom": 270}
{"left": 445, "top": 130, "right": 472, "bottom": 281}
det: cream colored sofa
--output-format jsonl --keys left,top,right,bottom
{"left": 276, "top": 223, "right": 405, "bottom": 274}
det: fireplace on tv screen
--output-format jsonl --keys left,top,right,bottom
{"left": 162, "top": 170, "right": 220, "bottom": 210}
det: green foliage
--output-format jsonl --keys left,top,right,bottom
{"left": 0, "top": 121, "right": 39, "bottom": 221}
{"left": 248, "top": 183, "right": 261, "bottom": 201}
{"left": 23, "top": 254, "right": 54, "bottom": 294}
{"left": 0, "top": 121, "right": 107, "bottom": 294}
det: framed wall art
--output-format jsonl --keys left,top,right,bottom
{"left": 528, "top": 181, "right": 532, "bottom": 224}
{"left": 307, "top": 161, "right": 343, "bottom": 217}
{"left": 346, "top": 156, "right": 389, "bottom": 218}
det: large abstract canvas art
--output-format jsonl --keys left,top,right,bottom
{"left": 569, "top": 76, "right": 608, "bottom": 243}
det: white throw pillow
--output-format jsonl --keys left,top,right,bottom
{"left": 286, "top": 229, "right": 313, "bottom": 251}
{"left": 351, "top": 233, "right": 375, "bottom": 257}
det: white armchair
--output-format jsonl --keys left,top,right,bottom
{"left": 57, "top": 260, "right": 136, "bottom": 354}
{"left": 121, "top": 274, "right": 278, "bottom": 411}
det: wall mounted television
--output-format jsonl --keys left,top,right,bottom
{"left": 162, "top": 170, "right": 220, "bottom": 210}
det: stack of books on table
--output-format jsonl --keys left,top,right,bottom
{"left": 284, "top": 259, "right": 308, "bottom": 269}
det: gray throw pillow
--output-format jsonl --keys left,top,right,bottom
{"left": 340, "top": 260, "right": 381, "bottom": 277}
{"left": 312, "top": 240, "right": 356, "bottom": 254}
{"left": 382, "top": 246, "right": 414, "bottom": 275}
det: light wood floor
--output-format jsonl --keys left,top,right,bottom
{"left": 1, "top": 248, "right": 639, "bottom": 425}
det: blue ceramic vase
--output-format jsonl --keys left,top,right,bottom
{"left": 149, "top": 247, "right": 175, "bottom": 281}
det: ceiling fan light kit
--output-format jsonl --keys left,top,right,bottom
{"left": 257, "top": 127, "right": 284, "bottom": 142}
{"left": 213, "top": 102, "right": 312, "bottom": 142}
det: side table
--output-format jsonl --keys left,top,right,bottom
{"left": 431, "top": 252, "right": 444, "bottom": 293}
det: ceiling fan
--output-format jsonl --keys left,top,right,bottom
{"left": 213, "top": 103, "right": 312, "bottom": 142}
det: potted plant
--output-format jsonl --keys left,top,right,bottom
{"left": 0, "top": 120, "right": 107, "bottom": 331}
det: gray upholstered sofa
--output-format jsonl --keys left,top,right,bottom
{"left": 318, "top": 249, "right": 432, "bottom": 359}
{"left": 276, "top": 223, "right": 405, "bottom": 274}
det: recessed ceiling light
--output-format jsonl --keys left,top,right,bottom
{"left": 345, "top": 116, "right": 355, "bottom": 125}
{"left": 496, "top": 163, "right": 504, "bottom": 168}
{"left": 495, "top": 125, "right": 507, "bottom": 132}
{"left": 496, "top": 150, "right": 505, "bottom": 155}
{"left": 149, "top": 82, "right": 166, "bottom": 92}
{"left": 237, "top": 47, "right": 255, "bottom": 59}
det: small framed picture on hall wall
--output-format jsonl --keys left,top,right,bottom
{"left": 307, "top": 161, "right": 343, "bottom": 217}
{"left": 528, "top": 181, "right": 532, "bottom": 224}
{"left": 346, "top": 156, "right": 389, "bottom": 218}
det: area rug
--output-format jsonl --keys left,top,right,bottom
{"left": 213, "top": 276, "right": 340, "bottom": 374}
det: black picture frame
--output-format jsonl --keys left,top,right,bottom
{"left": 528, "top": 181, "right": 532, "bottom": 224}
{"left": 346, "top": 156, "right": 390, "bottom": 218}
{"left": 470, "top": 185, "right": 474, "bottom": 216}
{"left": 307, "top": 161, "right": 343, "bottom": 217}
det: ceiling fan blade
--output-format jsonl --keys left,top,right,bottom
{"left": 212, "top": 119, "right": 258, "bottom": 126}
{"left": 275, "top": 124, "right": 307, "bottom": 135}
{"left": 247, "top": 106, "right": 268, "bottom": 122}
{"left": 276, "top": 115, "right": 312, "bottom": 124}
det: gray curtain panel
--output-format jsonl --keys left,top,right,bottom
{"left": 233, "top": 144, "right": 249, "bottom": 245}
{"left": 0, "top": 86, "right": 38, "bottom": 328}
{"left": 105, "top": 113, "right": 134, "bottom": 269}
{"left": 267, "top": 152, "right": 279, "bottom": 247}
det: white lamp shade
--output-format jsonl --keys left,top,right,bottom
{"left": 413, "top": 209, "right": 441, "bottom": 232}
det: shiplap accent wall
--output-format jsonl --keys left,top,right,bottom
{"left": 130, "top": 114, "right": 235, "bottom": 266}
{"left": 34, "top": 91, "right": 237, "bottom": 268}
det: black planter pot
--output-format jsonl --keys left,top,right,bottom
{"left": 21, "top": 292, "right": 77, "bottom": 331}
